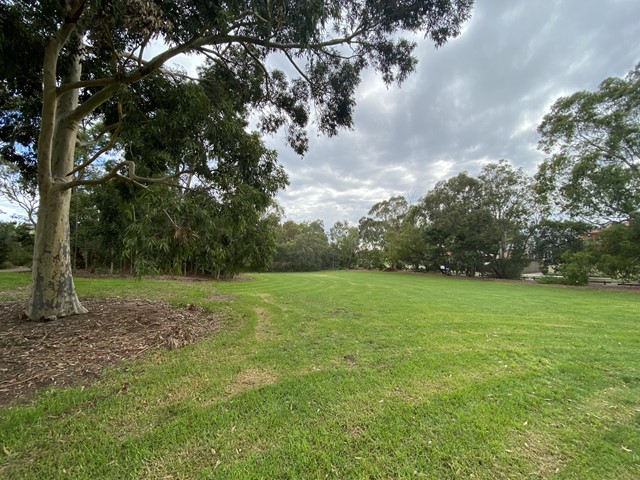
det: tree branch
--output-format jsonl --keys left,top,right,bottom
{"left": 59, "top": 160, "right": 192, "bottom": 190}
{"left": 282, "top": 49, "right": 313, "bottom": 86}
{"left": 57, "top": 77, "right": 120, "bottom": 96}
{"left": 76, "top": 121, "right": 120, "bottom": 148}
{"left": 67, "top": 121, "right": 123, "bottom": 177}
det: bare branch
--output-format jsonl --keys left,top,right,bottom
{"left": 68, "top": 121, "right": 123, "bottom": 177}
{"left": 59, "top": 160, "right": 192, "bottom": 191}
{"left": 282, "top": 49, "right": 313, "bottom": 86}
{"left": 57, "top": 77, "right": 120, "bottom": 96}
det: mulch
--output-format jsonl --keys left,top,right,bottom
{"left": 0, "top": 298, "right": 221, "bottom": 406}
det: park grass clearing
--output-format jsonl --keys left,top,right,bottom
{"left": 0, "top": 270, "right": 639, "bottom": 479}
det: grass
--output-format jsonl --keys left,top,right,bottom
{"left": 0, "top": 270, "right": 639, "bottom": 479}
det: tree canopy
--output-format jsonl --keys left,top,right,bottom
{"left": 536, "top": 62, "right": 640, "bottom": 224}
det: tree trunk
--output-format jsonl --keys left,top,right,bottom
{"left": 26, "top": 34, "right": 86, "bottom": 320}
{"left": 26, "top": 188, "right": 87, "bottom": 320}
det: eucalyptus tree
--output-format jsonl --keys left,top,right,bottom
{"left": 536, "top": 62, "right": 640, "bottom": 224}
{"left": 478, "top": 161, "right": 533, "bottom": 278}
{"left": 421, "top": 173, "right": 491, "bottom": 276}
{"left": 529, "top": 219, "right": 589, "bottom": 273}
{"left": 271, "top": 220, "right": 331, "bottom": 272}
{"left": 358, "top": 195, "right": 409, "bottom": 268}
{"left": 329, "top": 220, "right": 359, "bottom": 269}
{"left": 1, "top": 0, "right": 473, "bottom": 320}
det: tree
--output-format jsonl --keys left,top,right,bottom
{"left": 421, "top": 172, "right": 492, "bottom": 276}
{"left": 529, "top": 219, "right": 589, "bottom": 273}
{"left": 536, "top": 63, "right": 640, "bottom": 224}
{"left": 418, "top": 162, "right": 534, "bottom": 279}
{"left": 587, "top": 216, "right": 640, "bottom": 280}
{"left": 0, "top": 161, "right": 38, "bottom": 228}
{"left": 1, "top": 0, "right": 473, "bottom": 320}
{"left": 0, "top": 221, "right": 33, "bottom": 268}
{"left": 358, "top": 195, "right": 409, "bottom": 268}
{"left": 478, "top": 161, "right": 533, "bottom": 279}
{"left": 271, "top": 220, "right": 331, "bottom": 272}
{"left": 329, "top": 220, "right": 359, "bottom": 269}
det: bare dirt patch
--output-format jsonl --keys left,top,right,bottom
{"left": 0, "top": 298, "right": 221, "bottom": 405}
{"left": 225, "top": 368, "right": 277, "bottom": 396}
{"left": 254, "top": 307, "right": 273, "bottom": 341}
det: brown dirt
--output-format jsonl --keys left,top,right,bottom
{"left": 0, "top": 298, "right": 221, "bottom": 406}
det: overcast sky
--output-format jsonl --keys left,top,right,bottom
{"left": 268, "top": 0, "right": 640, "bottom": 228}
{"left": 2, "top": 0, "right": 640, "bottom": 227}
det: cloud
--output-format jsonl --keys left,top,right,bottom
{"left": 271, "top": 0, "right": 640, "bottom": 228}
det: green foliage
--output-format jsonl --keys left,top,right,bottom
{"left": 270, "top": 220, "right": 331, "bottom": 271}
{"left": 418, "top": 162, "right": 535, "bottom": 279}
{"left": 477, "top": 161, "right": 532, "bottom": 278}
{"left": 589, "top": 216, "right": 640, "bottom": 280}
{"left": 536, "top": 62, "right": 640, "bottom": 223}
{"left": 560, "top": 251, "right": 594, "bottom": 285}
{"left": 530, "top": 219, "right": 590, "bottom": 272}
{"left": 121, "top": 182, "right": 282, "bottom": 278}
{"left": 0, "top": 221, "right": 33, "bottom": 268}
{"left": 358, "top": 195, "right": 410, "bottom": 268}
{"left": 329, "top": 220, "right": 359, "bottom": 269}
{"left": 1, "top": 0, "right": 474, "bottom": 171}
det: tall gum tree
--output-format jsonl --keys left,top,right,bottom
{"left": 536, "top": 62, "right": 640, "bottom": 224}
{"left": 0, "top": 0, "right": 473, "bottom": 320}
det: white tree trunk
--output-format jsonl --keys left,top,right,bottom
{"left": 27, "top": 187, "right": 87, "bottom": 320}
{"left": 26, "top": 36, "right": 86, "bottom": 320}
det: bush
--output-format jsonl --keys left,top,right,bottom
{"left": 560, "top": 251, "right": 594, "bottom": 285}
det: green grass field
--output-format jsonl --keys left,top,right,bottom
{"left": 1, "top": 271, "right": 639, "bottom": 479}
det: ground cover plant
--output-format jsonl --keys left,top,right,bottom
{"left": 0, "top": 271, "right": 639, "bottom": 479}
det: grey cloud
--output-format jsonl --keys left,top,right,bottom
{"left": 267, "top": 0, "right": 640, "bottom": 228}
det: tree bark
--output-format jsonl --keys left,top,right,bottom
{"left": 27, "top": 187, "right": 87, "bottom": 320}
{"left": 26, "top": 35, "right": 86, "bottom": 320}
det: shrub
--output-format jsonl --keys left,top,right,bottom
{"left": 560, "top": 251, "right": 594, "bottom": 285}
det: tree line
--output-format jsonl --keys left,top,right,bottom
{"left": 3, "top": 62, "right": 639, "bottom": 284}
{"left": 270, "top": 54, "right": 640, "bottom": 283}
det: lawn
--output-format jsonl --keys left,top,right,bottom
{"left": 0, "top": 271, "right": 639, "bottom": 479}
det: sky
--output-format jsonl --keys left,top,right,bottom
{"left": 266, "top": 0, "right": 640, "bottom": 228}
{"left": 2, "top": 0, "right": 640, "bottom": 227}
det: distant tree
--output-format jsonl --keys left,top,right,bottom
{"left": 536, "top": 63, "right": 640, "bottom": 224}
{"left": 478, "top": 161, "right": 533, "bottom": 279}
{"left": 589, "top": 216, "right": 640, "bottom": 280}
{"left": 0, "top": 221, "right": 33, "bottom": 268}
{"left": 421, "top": 173, "right": 492, "bottom": 276}
{"left": 271, "top": 220, "right": 331, "bottom": 272}
{"left": 0, "top": 222, "right": 13, "bottom": 267}
{"left": 529, "top": 219, "right": 590, "bottom": 273}
{"left": 420, "top": 162, "right": 534, "bottom": 279}
{"left": 358, "top": 195, "right": 409, "bottom": 268}
{"left": 0, "top": 161, "right": 38, "bottom": 228}
{"left": 329, "top": 220, "right": 359, "bottom": 269}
